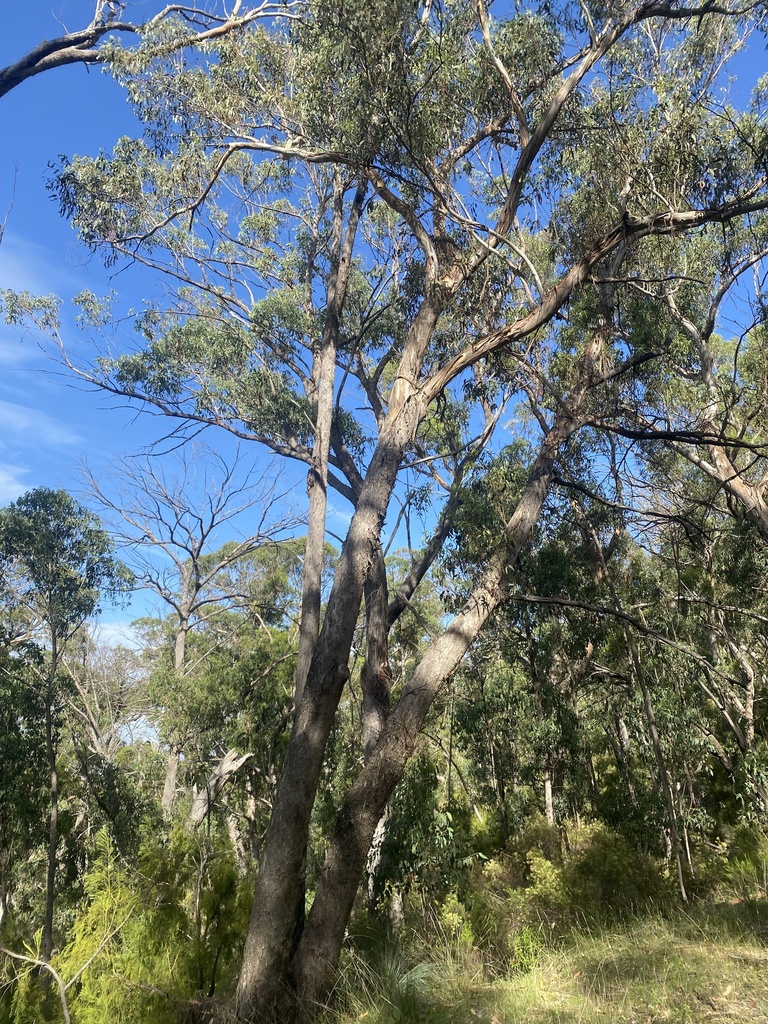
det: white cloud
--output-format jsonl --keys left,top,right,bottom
{"left": 91, "top": 620, "right": 142, "bottom": 650}
{"left": 0, "top": 234, "right": 80, "bottom": 297}
{"left": 0, "top": 399, "right": 83, "bottom": 446}
{"left": 0, "top": 462, "right": 29, "bottom": 503}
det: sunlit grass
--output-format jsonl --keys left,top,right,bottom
{"left": 319, "top": 901, "right": 768, "bottom": 1024}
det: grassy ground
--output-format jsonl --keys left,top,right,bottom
{"left": 322, "top": 901, "right": 768, "bottom": 1024}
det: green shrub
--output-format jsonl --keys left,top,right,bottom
{"left": 562, "top": 822, "right": 671, "bottom": 919}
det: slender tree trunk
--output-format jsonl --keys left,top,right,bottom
{"left": 161, "top": 744, "right": 181, "bottom": 819}
{"left": 361, "top": 543, "right": 392, "bottom": 761}
{"left": 294, "top": 177, "right": 366, "bottom": 712}
{"left": 360, "top": 543, "right": 394, "bottom": 905}
{"left": 0, "top": 847, "right": 9, "bottom": 929}
{"left": 186, "top": 750, "right": 251, "bottom": 830}
{"left": 163, "top": 614, "right": 190, "bottom": 820}
{"left": 290, "top": 177, "right": 367, "bottom": 972}
{"left": 42, "top": 693, "right": 57, "bottom": 964}
{"left": 544, "top": 768, "right": 554, "bottom": 827}
{"left": 635, "top": 669, "right": 688, "bottom": 900}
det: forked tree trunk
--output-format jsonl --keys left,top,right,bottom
{"left": 234, "top": 405, "right": 428, "bottom": 1020}
{"left": 235, "top": 212, "right": 611, "bottom": 1018}
{"left": 293, "top": 413, "right": 578, "bottom": 1006}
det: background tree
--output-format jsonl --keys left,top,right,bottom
{"left": 0, "top": 488, "right": 129, "bottom": 963}
{"left": 85, "top": 445, "right": 300, "bottom": 819}
{"left": 0, "top": 638, "right": 47, "bottom": 931}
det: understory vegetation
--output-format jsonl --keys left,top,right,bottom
{"left": 3, "top": 804, "right": 768, "bottom": 1022}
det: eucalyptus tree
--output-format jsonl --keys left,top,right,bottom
{"left": 0, "top": 638, "right": 46, "bottom": 930}
{"left": 636, "top": 471, "right": 768, "bottom": 819}
{"left": 0, "top": 488, "right": 129, "bottom": 963}
{"left": 4, "top": 0, "right": 768, "bottom": 1016}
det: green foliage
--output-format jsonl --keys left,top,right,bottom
{"left": 0, "top": 639, "right": 47, "bottom": 897}
{"left": 373, "top": 747, "right": 475, "bottom": 904}
{"left": 717, "top": 827, "right": 768, "bottom": 903}
{"left": 10, "top": 826, "right": 253, "bottom": 1024}
{"left": 561, "top": 823, "right": 672, "bottom": 920}
{"left": 0, "top": 488, "right": 131, "bottom": 645}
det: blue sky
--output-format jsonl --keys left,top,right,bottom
{"left": 1, "top": 2, "right": 159, "bottom": 504}
{"left": 0, "top": 3, "right": 313, "bottom": 636}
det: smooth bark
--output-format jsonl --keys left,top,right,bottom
{"left": 235, "top": 303, "right": 442, "bottom": 1019}
{"left": 294, "top": 177, "right": 366, "bottom": 710}
{"left": 186, "top": 750, "right": 252, "bottom": 830}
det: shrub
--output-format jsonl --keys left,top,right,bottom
{"left": 562, "top": 822, "right": 671, "bottom": 919}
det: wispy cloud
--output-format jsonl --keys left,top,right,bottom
{"left": 92, "top": 620, "right": 142, "bottom": 650}
{"left": 0, "top": 462, "right": 29, "bottom": 503}
{"left": 0, "top": 234, "right": 80, "bottom": 297}
{"left": 0, "top": 330, "right": 47, "bottom": 368}
{"left": 0, "top": 399, "right": 83, "bottom": 446}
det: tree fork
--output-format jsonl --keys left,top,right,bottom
{"left": 293, "top": 409, "right": 582, "bottom": 1006}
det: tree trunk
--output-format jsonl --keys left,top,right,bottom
{"left": 293, "top": 413, "right": 577, "bottom": 1006}
{"left": 163, "top": 614, "right": 190, "bottom": 820}
{"left": 294, "top": 177, "right": 366, "bottom": 712}
{"left": 161, "top": 744, "right": 182, "bottom": 820}
{"left": 544, "top": 768, "right": 554, "bottom": 827}
{"left": 42, "top": 695, "right": 57, "bottom": 964}
{"left": 236, "top": 259, "right": 599, "bottom": 1016}
{"left": 234, "top": 301, "right": 442, "bottom": 1022}
{"left": 186, "top": 749, "right": 251, "bottom": 830}
{"left": 234, "top": 444, "right": 403, "bottom": 1018}
{"left": 0, "top": 847, "right": 8, "bottom": 929}
{"left": 635, "top": 669, "right": 688, "bottom": 900}
{"left": 361, "top": 543, "right": 392, "bottom": 761}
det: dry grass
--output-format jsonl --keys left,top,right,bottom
{"left": 323, "top": 902, "right": 768, "bottom": 1024}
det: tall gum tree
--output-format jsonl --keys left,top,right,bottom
{"left": 4, "top": 1, "right": 768, "bottom": 1017}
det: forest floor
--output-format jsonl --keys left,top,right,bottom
{"left": 324, "top": 900, "right": 768, "bottom": 1024}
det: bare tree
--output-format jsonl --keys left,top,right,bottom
{"left": 84, "top": 444, "right": 301, "bottom": 819}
